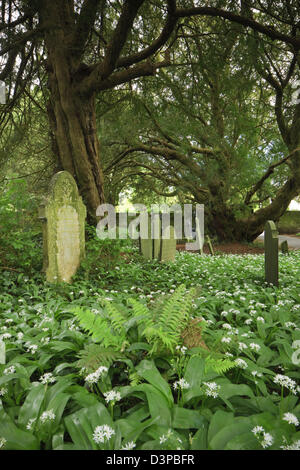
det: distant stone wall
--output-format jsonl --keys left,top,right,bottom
{"left": 278, "top": 211, "right": 300, "bottom": 234}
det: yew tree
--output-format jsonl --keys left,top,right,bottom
{"left": 2, "top": 0, "right": 300, "bottom": 234}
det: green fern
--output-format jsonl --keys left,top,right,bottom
{"left": 77, "top": 344, "right": 121, "bottom": 372}
{"left": 140, "top": 285, "right": 196, "bottom": 355}
{"left": 204, "top": 356, "right": 236, "bottom": 374}
{"left": 72, "top": 306, "right": 128, "bottom": 352}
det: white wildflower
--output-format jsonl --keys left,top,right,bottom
{"left": 0, "top": 437, "right": 6, "bottom": 449}
{"left": 173, "top": 378, "right": 190, "bottom": 390}
{"left": 40, "top": 373, "right": 56, "bottom": 385}
{"left": 273, "top": 374, "right": 297, "bottom": 394}
{"left": 235, "top": 358, "right": 248, "bottom": 369}
{"left": 250, "top": 343, "right": 261, "bottom": 352}
{"left": 85, "top": 366, "right": 108, "bottom": 385}
{"left": 282, "top": 412, "right": 299, "bottom": 426}
{"left": 121, "top": 441, "right": 136, "bottom": 450}
{"left": 40, "top": 410, "right": 56, "bottom": 423}
{"left": 3, "top": 365, "right": 16, "bottom": 375}
{"left": 26, "top": 418, "right": 37, "bottom": 430}
{"left": 92, "top": 425, "right": 115, "bottom": 444}
{"left": 103, "top": 390, "right": 121, "bottom": 403}
{"left": 203, "top": 381, "right": 220, "bottom": 398}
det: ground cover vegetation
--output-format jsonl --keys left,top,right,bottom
{"left": 0, "top": 197, "right": 299, "bottom": 450}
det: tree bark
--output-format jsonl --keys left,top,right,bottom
{"left": 40, "top": 1, "right": 106, "bottom": 221}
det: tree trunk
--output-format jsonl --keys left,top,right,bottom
{"left": 47, "top": 82, "right": 106, "bottom": 221}
{"left": 40, "top": 2, "right": 106, "bottom": 222}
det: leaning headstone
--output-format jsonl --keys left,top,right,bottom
{"left": 39, "top": 171, "right": 86, "bottom": 283}
{"left": 206, "top": 235, "right": 214, "bottom": 255}
{"left": 281, "top": 240, "right": 289, "bottom": 255}
{"left": 264, "top": 220, "right": 279, "bottom": 287}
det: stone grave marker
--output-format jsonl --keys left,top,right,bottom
{"left": 140, "top": 213, "right": 176, "bottom": 262}
{"left": 140, "top": 214, "right": 153, "bottom": 260}
{"left": 39, "top": 171, "right": 86, "bottom": 283}
{"left": 264, "top": 220, "right": 279, "bottom": 287}
{"left": 195, "top": 216, "right": 204, "bottom": 255}
{"left": 281, "top": 240, "right": 289, "bottom": 255}
{"left": 160, "top": 223, "right": 177, "bottom": 262}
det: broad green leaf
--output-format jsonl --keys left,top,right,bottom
{"left": 209, "top": 418, "right": 252, "bottom": 450}
{"left": 18, "top": 383, "right": 46, "bottom": 428}
{"left": 219, "top": 383, "right": 254, "bottom": 400}
{"left": 136, "top": 360, "right": 173, "bottom": 406}
{"left": 172, "top": 406, "right": 206, "bottom": 429}
{"left": 133, "top": 383, "right": 172, "bottom": 427}
{"left": 0, "top": 404, "right": 39, "bottom": 450}
{"left": 208, "top": 410, "right": 234, "bottom": 443}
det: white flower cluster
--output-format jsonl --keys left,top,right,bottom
{"left": 252, "top": 426, "right": 274, "bottom": 448}
{"left": 235, "top": 358, "right": 248, "bottom": 369}
{"left": 273, "top": 374, "right": 297, "bottom": 395}
{"left": 0, "top": 387, "right": 8, "bottom": 396}
{"left": 203, "top": 381, "right": 220, "bottom": 398}
{"left": 3, "top": 365, "right": 16, "bottom": 375}
{"left": 25, "top": 342, "right": 38, "bottom": 354}
{"left": 280, "top": 439, "right": 300, "bottom": 450}
{"left": 104, "top": 390, "right": 121, "bottom": 403}
{"left": 282, "top": 412, "right": 299, "bottom": 426}
{"left": 173, "top": 378, "right": 190, "bottom": 390}
{"left": 85, "top": 366, "right": 108, "bottom": 385}
{"left": 0, "top": 437, "right": 7, "bottom": 449}
{"left": 40, "top": 373, "right": 56, "bottom": 385}
{"left": 92, "top": 425, "right": 115, "bottom": 444}
{"left": 40, "top": 410, "right": 56, "bottom": 423}
{"left": 176, "top": 345, "right": 187, "bottom": 355}
{"left": 121, "top": 441, "right": 136, "bottom": 450}
{"left": 159, "top": 428, "right": 182, "bottom": 448}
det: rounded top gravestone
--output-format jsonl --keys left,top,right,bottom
{"left": 39, "top": 171, "right": 86, "bottom": 283}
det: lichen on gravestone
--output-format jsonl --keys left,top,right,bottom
{"left": 264, "top": 220, "right": 279, "bottom": 287}
{"left": 39, "top": 171, "right": 86, "bottom": 283}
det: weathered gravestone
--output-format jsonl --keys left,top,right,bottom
{"left": 160, "top": 223, "right": 177, "bottom": 262}
{"left": 195, "top": 216, "right": 204, "bottom": 255}
{"left": 39, "top": 171, "right": 86, "bottom": 283}
{"left": 281, "top": 240, "right": 289, "bottom": 255}
{"left": 140, "top": 213, "right": 176, "bottom": 262}
{"left": 264, "top": 220, "right": 279, "bottom": 287}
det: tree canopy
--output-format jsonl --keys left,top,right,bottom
{"left": 1, "top": 1, "right": 300, "bottom": 239}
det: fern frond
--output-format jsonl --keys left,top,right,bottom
{"left": 204, "top": 357, "right": 236, "bottom": 374}
{"left": 73, "top": 307, "right": 127, "bottom": 352}
{"left": 76, "top": 344, "right": 121, "bottom": 372}
{"left": 103, "top": 300, "right": 127, "bottom": 335}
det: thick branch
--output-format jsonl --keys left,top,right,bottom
{"left": 175, "top": 7, "right": 300, "bottom": 48}
{"left": 244, "top": 147, "right": 300, "bottom": 205}
{"left": 116, "top": 0, "right": 177, "bottom": 68}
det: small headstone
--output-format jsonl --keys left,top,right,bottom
{"left": 39, "top": 171, "right": 86, "bottom": 283}
{"left": 281, "top": 240, "right": 289, "bottom": 255}
{"left": 264, "top": 220, "right": 279, "bottom": 287}
{"left": 140, "top": 214, "right": 153, "bottom": 260}
{"left": 140, "top": 213, "right": 176, "bottom": 262}
{"left": 160, "top": 224, "right": 177, "bottom": 262}
{"left": 195, "top": 216, "right": 204, "bottom": 255}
